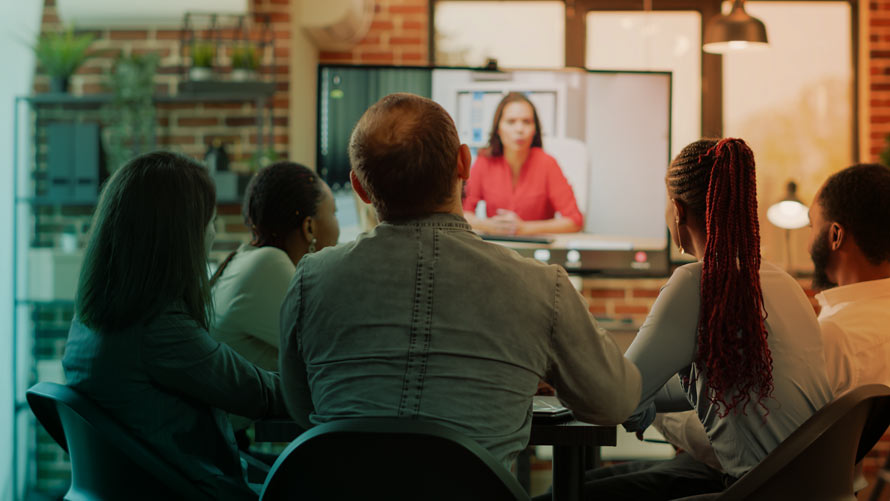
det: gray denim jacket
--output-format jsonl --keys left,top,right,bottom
{"left": 279, "top": 213, "right": 641, "bottom": 467}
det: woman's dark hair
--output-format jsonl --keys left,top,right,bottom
{"left": 211, "top": 162, "right": 322, "bottom": 283}
{"left": 667, "top": 138, "right": 773, "bottom": 416}
{"left": 484, "top": 92, "right": 543, "bottom": 157}
{"left": 243, "top": 161, "right": 322, "bottom": 248}
{"left": 75, "top": 151, "right": 216, "bottom": 331}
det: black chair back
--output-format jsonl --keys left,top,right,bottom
{"left": 260, "top": 417, "right": 531, "bottom": 501}
{"left": 27, "top": 381, "right": 207, "bottom": 500}
{"left": 717, "top": 384, "right": 890, "bottom": 501}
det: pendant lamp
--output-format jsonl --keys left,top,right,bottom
{"left": 703, "top": 0, "right": 769, "bottom": 54}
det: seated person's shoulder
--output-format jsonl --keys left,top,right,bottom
{"left": 236, "top": 245, "right": 294, "bottom": 275}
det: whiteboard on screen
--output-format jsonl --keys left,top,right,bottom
{"left": 584, "top": 73, "right": 671, "bottom": 240}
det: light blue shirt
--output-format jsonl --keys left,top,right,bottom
{"left": 624, "top": 262, "right": 833, "bottom": 478}
{"left": 279, "top": 213, "right": 642, "bottom": 468}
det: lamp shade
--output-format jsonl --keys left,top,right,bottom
{"left": 703, "top": 0, "right": 769, "bottom": 54}
{"left": 766, "top": 181, "right": 809, "bottom": 230}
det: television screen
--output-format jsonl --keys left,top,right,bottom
{"left": 318, "top": 64, "right": 672, "bottom": 275}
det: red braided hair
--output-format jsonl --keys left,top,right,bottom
{"left": 667, "top": 138, "right": 773, "bottom": 416}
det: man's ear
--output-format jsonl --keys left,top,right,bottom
{"left": 672, "top": 198, "right": 687, "bottom": 225}
{"left": 829, "top": 222, "right": 845, "bottom": 251}
{"left": 456, "top": 144, "right": 471, "bottom": 181}
{"left": 350, "top": 170, "right": 372, "bottom": 204}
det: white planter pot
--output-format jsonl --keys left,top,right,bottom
{"left": 189, "top": 67, "right": 213, "bottom": 81}
{"left": 231, "top": 68, "right": 257, "bottom": 82}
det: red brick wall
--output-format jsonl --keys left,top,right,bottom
{"left": 35, "top": 0, "right": 292, "bottom": 169}
{"left": 872, "top": 0, "right": 890, "bottom": 160}
{"left": 319, "top": 0, "right": 429, "bottom": 65}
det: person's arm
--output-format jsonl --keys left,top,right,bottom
{"left": 622, "top": 265, "right": 701, "bottom": 432}
{"left": 278, "top": 262, "right": 315, "bottom": 430}
{"left": 517, "top": 216, "right": 580, "bottom": 235}
{"left": 140, "top": 312, "right": 287, "bottom": 419}
{"left": 546, "top": 267, "right": 642, "bottom": 424}
{"left": 540, "top": 156, "right": 583, "bottom": 232}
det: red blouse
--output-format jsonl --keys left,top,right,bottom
{"left": 463, "top": 147, "right": 584, "bottom": 228}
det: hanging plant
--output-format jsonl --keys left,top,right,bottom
{"left": 101, "top": 52, "right": 160, "bottom": 173}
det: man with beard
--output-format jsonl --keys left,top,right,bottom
{"left": 650, "top": 163, "right": 890, "bottom": 477}
{"left": 809, "top": 163, "right": 890, "bottom": 395}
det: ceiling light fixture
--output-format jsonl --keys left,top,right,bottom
{"left": 702, "top": 0, "right": 769, "bottom": 54}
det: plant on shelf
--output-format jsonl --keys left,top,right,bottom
{"left": 32, "top": 27, "right": 95, "bottom": 93}
{"left": 231, "top": 45, "right": 259, "bottom": 81}
{"left": 250, "top": 147, "right": 281, "bottom": 172}
{"left": 190, "top": 42, "right": 216, "bottom": 81}
{"left": 101, "top": 52, "right": 160, "bottom": 173}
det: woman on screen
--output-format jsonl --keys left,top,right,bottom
{"left": 462, "top": 92, "right": 583, "bottom": 235}
{"left": 581, "top": 139, "right": 833, "bottom": 500}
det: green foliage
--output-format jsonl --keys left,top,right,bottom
{"left": 880, "top": 134, "right": 890, "bottom": 168}
{"left": 250, "top": 147, "right": 281, "bottom": 172}
{"left": 192, "top": 43, "right": 216, "bottom": 68}
{"left": 102, "top": 53, "right": 161, "bottom": 172}
{"left": 33, "top": 28, "right": 94, "bottom": 78}
{"left": 231, "top": 45, "right": 259, "bottom": 70}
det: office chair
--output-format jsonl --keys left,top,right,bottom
{"left": 673, "top": 383, "right": 890, "bottom": 501}
{"left": 27, "top": 381, "right": 208, "bottom": 500}
{"left": 259, "top": 417, "right": 532, "bottom": 501}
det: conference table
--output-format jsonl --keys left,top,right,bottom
{"left": 254, "top": 415, "right": 617, "bottom": 501}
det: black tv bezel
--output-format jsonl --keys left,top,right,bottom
{"left": 316, "top": 63, "right": 674, "bottom": 277}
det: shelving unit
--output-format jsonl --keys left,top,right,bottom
{"left": 11, "top": 83, "right": 276, "bottom": 496}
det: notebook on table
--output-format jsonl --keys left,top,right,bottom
{"left": 533, "top": 396, "right": 573, "bottom": 423}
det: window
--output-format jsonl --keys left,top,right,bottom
{"left": 587, "top": 11, "right": 701, "bottom": 158}
{"left": 722, "top": 1, "right": 853, "bottom": 270}
{"left": 434, "top": 1, "right": 565, "bottom": 68}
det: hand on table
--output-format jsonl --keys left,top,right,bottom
{"left": 488, "top": 209, "right": 524, "bottom": 235}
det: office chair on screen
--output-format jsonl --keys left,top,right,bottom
{"left": 27, "top": 381, "right": 207, "bottom": 500}
{"left": 259, "top": 417, "right": 531, "bottom": 501}
{"left": 673, "top": 383, "right": 890, "bottom": 501}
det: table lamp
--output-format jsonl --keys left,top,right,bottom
{"left": 766, "top": 180, "right": 809, "bottom": 270}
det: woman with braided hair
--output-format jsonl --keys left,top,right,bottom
{"left": 210, "top": 162, "right": 340, "bottom": 372}
{"left": 581, "top": 139, "right": 833, "bottom": 500}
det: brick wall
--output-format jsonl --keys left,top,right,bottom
{"left": 319, "top": 0, "right": 429, "bottom": 65}
{"left": 36, "top": 0, "right": 292, "bottom": 170}
{"left": 872, "top": 0, "right": 890, "bottom": 160}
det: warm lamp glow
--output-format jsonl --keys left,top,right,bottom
{"left": 703, "top": 0, "right": 769, "bottom": 54}
{"left": 766, "top": 181, "right": 809, "bottom": 230}
{"left": 767, "top": 200, "right": 809, "bottom": 229}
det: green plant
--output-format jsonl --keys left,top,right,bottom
{"left": 32, "top": 28, "right": 94, "bottom": 78}
{"left": 101, "top": 53, "right": 160, "bottom": 172}
{"left": 192, "top": 43, "right": 216, "bottom": 68}
{"left": 231, "top": 45, "right": 259, "bottom": 70}
{"left": 250, "top": 147, "right": 281, "bottom": 172}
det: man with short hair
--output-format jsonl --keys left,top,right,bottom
{"left": 809, "top": 163, "right": 890, "bottom": 395}
{"left": 278, "top": 92, "right": 642, "bottom": 467}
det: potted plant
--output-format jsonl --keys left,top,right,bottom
{"left": 190, "top": 42, "right": 215, "bottom": 81}
{"left": 32, "top": 28, "right": 94, "bottom": 93}
{"left": 231, "top": 45, "right": 259, "bottom": 82}
{"left": 102, "top": 53, "right": 160, "bottom": 172}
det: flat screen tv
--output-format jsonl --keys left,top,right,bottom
{"left": 317, "top": 64, "right": 672, "bottom": 276}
